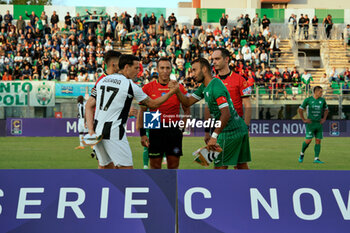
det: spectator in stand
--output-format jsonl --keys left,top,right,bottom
{"left": 2, "top": 71, "right": 13, "bottom": 81}
{"left": 343, "top": 82, "right": 350, "bottom": 96}
{"left": 149, "top": 12, "right": 157, "bottom": 35}
{"left": 288, "top": 14, "right": 297, "bottom": 39}
{"left": 320, "top": 73, "right": 330, "bottom": 94}
{"left": 40, "top": 11, "right": 48, "bottom": 26}
{"left": 323, "top": 14, "right": 333, "bottom": 39}
{"left": 32, "top": 66, "right": 40, "bottom": 80}
{"left": 168, "top": 13, "right": 177, "bottom": 32}
{"left": 269, "top": 34, "right": 281, "bottom": 59}
{"left": 158, "top": 14, "right": 165, "bottom": 36}
{"left": 26, "top": 11, "right": 37, "bottom": 27}
{"left": 65, "top": 12, "right": 72, "bottom": 27}
{"left": 193, "top": 13, "right": 202, "bottom": 34}
{"left": 261, "top": 15, "right": 271, "bottom": 30}
{"left": 4, "top": 10, "right": 13, "bottom": 26}
{"left": 303, "top": 14, "right": 310, "bottom": 40}
{"left": 291, "top": 67, "right": 300, "bottom": 100}
{"left": 244, "top": 14, "right": 251, "bottom": 34}
{"left": 133, "top": 14, "right": 141, "bottom": 31}
{"left": 252, "top": 13, "right": 261, "bottom": 34}
{"left": 21, "top": 64, "right": 32, "bottom": 81}
{"left": 16, "top": 15, "right": 25, "bottom": 34}
{"left": 68, "top": 65, "right": 77, "bottom": 81}
{"left": 260, "top": 49, "right": 268, "bottom": 69}
{"left": 329, "top": 67, "right": 340, "bottom": 84}
{"left": 50, "top": 65, "right": 60, "bottom": 80}
{"left": 301, "top": 70, "right": 313, "bottom": 95}
{"left": 275, "top": 74, "right": 287, "bottom": 99}
{"left": 344, "top": 24, "right": 350, "bottom": 46}
{"left": 13, "top": 65, "right": 22, "bottom": 80}
{"left": 298, "top": 14, "right": 305, "bottom": 40}
{"left": 343, "top": 67, "right": 350, "bottom": 82}
{"left": 219, "top": 13, "right": 228, "bottom": 31}
{"left": 312, "top": 15, "right": 319, "bottom": 40}
{"left": 264, "top": 66, "right": 274, "bottom": 99}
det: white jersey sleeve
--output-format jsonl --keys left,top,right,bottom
{"left": 130, "top": 81, "right": 148, "bottom": 102}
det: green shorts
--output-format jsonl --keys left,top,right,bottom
{"left": 305, "top": 122, "right": 323, "bottom": 139}
{"left": 215, "top": 132, "right": 251, "bottom": 167}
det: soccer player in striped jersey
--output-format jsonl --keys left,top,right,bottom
{"left": 75, "top": 95, "right": 88, "bottom": 149}
{"left": 172, "top": 58, "right": 251, "bottom": 169}
{"left": 89, "top": 51, "right": 122, "bottom": 164}
{"left": 85, "top": 55, "right": 178, "bottom": 169}
{"left": 298, "top": 86, "right": 329, "bottom": 164}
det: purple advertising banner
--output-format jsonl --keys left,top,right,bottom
{"left": 177, "top": 170, "right": 350, "bottom": 233}
{"left": 5, "top": 118, "right": 350, "bottom": 137}
{"left": 0, "top": 170, "right": 176, "bottom": 233}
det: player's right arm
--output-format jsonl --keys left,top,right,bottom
{"left": 85, "top": 95, "right": 96, "bottom": 136}
{"left": 174, "top": 82, "right": 202, "bottom": 107}
{"left": 298, "top": 98, "right": 311, "bottom": 123}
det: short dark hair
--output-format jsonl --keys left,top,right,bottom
{"left": 157, "top": 57, "right": 171, "bottom": 67}
{"left": 118, "top": 54, "right": 139, "bottom": 70}
{"left": 104, "top": 50, "right": 121, "bottom": 65}
{"left": 313, "top": 86, "right": 323, "bottom": 92}
{"left": 191, "top": 58, "right": 211, "bottom": 74}
{"left": 214, "top": 48, "right": 230, "bottom": 61}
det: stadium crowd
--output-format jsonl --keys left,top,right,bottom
{"left": 0, "top": 9, "right": 347, "bottom": 96}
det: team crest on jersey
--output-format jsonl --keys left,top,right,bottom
{"left": 144, "top": 110, "right": 161, "bottom": 129}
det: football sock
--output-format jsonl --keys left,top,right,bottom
{"left": 301, "top": 141, "right": 309, "bottom": 153}
{"left": 143, "top": 147, "right": 149, "bottom": 167}
{"left": 314, "top": 144, "right": 321, "bottom": 158}
{"left": 79, "top": 134, "right": 84, "bottom": 147}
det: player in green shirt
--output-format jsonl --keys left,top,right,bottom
{"left": 301, "top": 70, "right": 314, "bottom": 95}
{"left": 172, "top": 58, "right": 251, "bottom": 169}
{"left": 298, "top": 86, "right": 329, "bottom": 164}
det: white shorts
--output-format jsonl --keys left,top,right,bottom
{"left": 94, "top": 135, "right": 133, "bottom": 167}
{"left": 78, "top": 119, "right": 88, "bottom": 134}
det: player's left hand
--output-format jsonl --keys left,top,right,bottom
{"left": 141, "top": 135, "right": 149, "bottom": 148}
{"left": 320, "top": 119, "right": 326, "bottom": 124}
{"left": 207, "top": 137, "right": 219, "bottom": 151}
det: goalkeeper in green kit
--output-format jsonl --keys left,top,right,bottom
{"left": 298, "top": 86, "right": 329, "bottom": 164}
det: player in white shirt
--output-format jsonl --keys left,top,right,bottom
{"left": 85, "top": 55, "right": 178, "bottom": 169}
{"left": 76, "top": 95, "right": 88, "bottom": 149}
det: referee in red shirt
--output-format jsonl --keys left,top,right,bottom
{"left": 209, "top": 48, "right": 252, "bottom": 169}
{"left": 138, "top": 57, "right": 190, "bottom": 169}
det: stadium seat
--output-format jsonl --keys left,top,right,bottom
{"left": 250, "top": 45, "right": 256, "bottom": 51}
{"left": 185, "top": 62, "right": 191, "bottom": 69}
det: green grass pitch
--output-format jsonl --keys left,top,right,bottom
{"left": 0, "top": 137, "right": 349, "bottom": 170}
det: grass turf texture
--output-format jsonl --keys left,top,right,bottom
{"left": 0, "top": 137, "right": 349, "bottom": 170}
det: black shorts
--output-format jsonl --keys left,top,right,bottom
{"left": 148, "top": 127, "right": 183, "bottom": 157}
